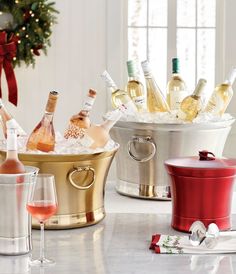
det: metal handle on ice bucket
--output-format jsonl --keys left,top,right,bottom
{"left": 68, "top": 167, "right": 95, "bottom": 190}
{"left": 127, "top": 136, "right": 156, "bottom": 162}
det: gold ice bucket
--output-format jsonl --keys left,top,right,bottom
{"left": 0, "top": 145, "right": 118, "bottom": 229}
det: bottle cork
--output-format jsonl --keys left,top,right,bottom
{"left": 46, "top": 91, "right": 59, "bottom": 113}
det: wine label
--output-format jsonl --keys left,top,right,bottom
{"left": 134, "top": 96, "right": 145, "bottom": 107}
{"left": 82, "top": 97, "right": 95, "bottom": 111}
{"left": 205, "top": 93, "right": 226, "bottom": 115}
{"left": 170, "top": 90, "right": 188, "bottom": 110}
{"left": 79, "top": 135, "right": 94, "bottom": 148}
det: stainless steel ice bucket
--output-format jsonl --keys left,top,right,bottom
{"left": 0, "top": 166, "right": 38, "bottom": 255}
{"left": 110, "top": 118, "right": 235, "bottom": 200}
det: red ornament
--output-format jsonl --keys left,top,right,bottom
{"left": 0, "top": 31, "right": 18, "bottom": 106}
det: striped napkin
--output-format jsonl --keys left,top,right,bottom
{"left": 150, "top": 234, "right": 236, "bottom": 254}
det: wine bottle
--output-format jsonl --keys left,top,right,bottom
{"left": 177, "top": 79, "right": 207, "bottom": 122}
{"left": 141, "top": 60, "right": 170, "bottom": 113}
{"left": 64, "top": 89, "right": 97, "bottom": 139}
{"left": 26, "top": 91, "right": 59, "bottom": 152}
{"left": 126, "top": 60, "right": 146, "bottom": 112}
{"left": 79, "top": 109, "right": 122, "bottom": 149}
{"left": 101, "top": 70, "right": 137, "bottom": 115}
{"left": 204, "top": 68, "right": 236, "bottom": 116}
{"left": 0, "top": 120, "right": 25, "bottom": 174}
{"left": 0, "top": 99, "right": 26, "bottom": 139}
{"left": 166, "top": 58, "right": 187, "bottom": 110}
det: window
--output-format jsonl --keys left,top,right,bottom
{"left": 128, "top": 0, "right": 222, "bottom": 93}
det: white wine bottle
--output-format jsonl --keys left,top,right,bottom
{"left": 177, "top": 79, "right": 207, "bottom": 122}
{"left": 126, "top": 60, "right": 146, "bottom": 112}
{"left": 79, "top": 108, "right": 122, "bottom": 149}
{"left": 101, "top": 70, "right": 137, "bottom": 115}
{"left": 141, "top": 61, "right": 170, "bottom": 113}
{"left": 167, "top": 58, "right": 187, "bottom": 110}
{"left": 204, "top": 68, "right": 236, "bottom": 116}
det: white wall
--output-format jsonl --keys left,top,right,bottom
{"left": 1, "top": 0, "right": 236, "bottom": 171}
{"left": 2, "top": 0, "right": 107, "bottom": 137}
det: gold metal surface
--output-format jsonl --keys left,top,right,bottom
{"left": 32, "top": 207, "right": 105, "bottom": 229}
{"left": 0, "top": 147, "right": 118, "bottom": 229}
{"left": 116, "top": 180, "right": 171, "bottom": 200}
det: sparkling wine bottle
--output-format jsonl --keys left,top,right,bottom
{"left": 101, "top": 70, "right": 137, "bottom": 115}
{"left": 126, "top": 60, "right": 146, "bottom": 112}
{"left": 204, "top": 68, "right": 236, "bottom": 116}
{"left": 79, "top": 109, "right": 122, "bottom": 149}
{"left": 167, "top": 58, "right": 187, "bottom": 110}
{"left": 177, "top": 79, "right": 207, "bottom": 122}
{"left": 141, "top": 60, "right": 170, "bottom": 113}
{"left": 0, "top": 99, "right": 26, "bottom": 139}
{"left": 26, "top": 91, "right": 58, "bottom": 152}
{"left": 0, "top": 120, "right": 25, "bottom": 174}
{"left": 64, "top": 89, "right": 97, "bottom": 139}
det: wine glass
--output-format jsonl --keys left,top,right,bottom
{"left": 27, "top": 174, "right": 58, "bottom": 266}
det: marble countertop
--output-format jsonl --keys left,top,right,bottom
{"left": 1, "top": 183, "right": 236, "bottom": 274}
{"left": 1, "top": 213, "right": 236, "bottom": 274}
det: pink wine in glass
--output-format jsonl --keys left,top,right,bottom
{"left": 27, "top": 201, "right": 58, "bottom": 223}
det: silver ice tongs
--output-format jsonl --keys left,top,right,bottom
{"left": 189, "top": 221, "right": 236, "bottom": 248}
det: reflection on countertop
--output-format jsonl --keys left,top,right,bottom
{"left": 1, "top": 213, "right": 236, "bottom": 274}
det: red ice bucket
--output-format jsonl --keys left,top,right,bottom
{"left": 165, "top": 151, "right": 236, "bottom": 232}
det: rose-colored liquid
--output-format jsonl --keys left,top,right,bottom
{"left": 27, "top": 201, "right": 57, "bottom": 222}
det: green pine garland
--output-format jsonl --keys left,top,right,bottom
{"left": 0, "top": 0, "right": 58, "bottom": 67}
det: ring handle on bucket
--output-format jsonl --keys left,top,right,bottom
{"left": 127, "top": 136, "right": 156, "bottom": 162}
{"left": 68, "top": 167, "right": 95, "bottom": 190}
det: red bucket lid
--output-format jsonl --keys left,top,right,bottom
{"left": 165, "top": 151, "right": 236, "bottom": 178}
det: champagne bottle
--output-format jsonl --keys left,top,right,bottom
{"left": 167, "top": 58, "right": 187, "bottom": 110}
{"left": 64, "top": 89, "right": 97, "bottom": 139}
{"left": 141, "top": 60, "right": 170, "bottom": 113}
{"left": 0, "top": 99, "right": 26, "bottom": 139}
{"left": 0, "top": 120, "right": 25, "bottom": 174}
{"left": 101, "top": 70, "right": 137, "bottom": 115}
{"left": 26, "top": 91, "right": 59, "bottom": 152}
{"left": 177, "top": 79, "right": 207, "bottom": 122}
{"left": 126, "top": 60, "right": 146, "bottom": 112}
{"left": 79, "top": 109, "right": 122, "bottom": 149}
{"left": 204, "top": 68, "right": 236, "bottom": 116}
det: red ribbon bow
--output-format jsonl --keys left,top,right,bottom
{"left": 0, "top": 31, "right": 18, "bottom": 106}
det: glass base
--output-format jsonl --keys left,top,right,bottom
{"left": 30, "top": 258, "right": 55, "bottom": 267}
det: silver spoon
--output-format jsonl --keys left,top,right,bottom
{"left": 189, "top": 221, "right": 236, "bottom": 248}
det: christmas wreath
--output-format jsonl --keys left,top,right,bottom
{"left": 0, "top": 0, "right": 58, "bottom": 106}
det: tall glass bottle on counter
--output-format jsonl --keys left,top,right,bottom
{"left": 204, "top": 67, "right": 236, "bottom": 116}
{"left": 141, "top": 60, "right": 170, "bottom": 113}
{"left": 101, "top": 70, "right": 137, "bottom": 115}
{"left": 0, "top": 99, "right": 26, "bottom": 139}
{"left": 126, "top": 60, "right": 146, "bottom": 112}
{"left": 177, "top": 79, "right": 207, "bottom": 122}
{"left": 64, "top": 89, "right": 97, "bottom": 139}
{"left": 26, "top": 91, "right": 59, "bottom": 152}
{"left": 166, "top": 58, "right": 187, "bottom": 110}
{"left": 0, "top": 120, "right": 25, "bottom": 174}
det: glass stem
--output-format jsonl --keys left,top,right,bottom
{"left": 39, "top": 222, "right": 45, "bottom": 262}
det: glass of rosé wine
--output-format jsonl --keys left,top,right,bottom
{"left": 27, "top": 174, "right": 58, "bottom": 266}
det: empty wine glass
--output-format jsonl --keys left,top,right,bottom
{"left": 27, "top": 174, "right": 58, "bottom": 266}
